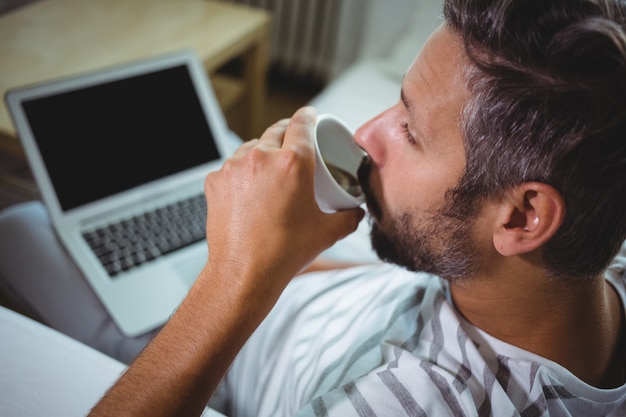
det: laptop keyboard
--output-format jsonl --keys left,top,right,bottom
{"left": 82, "top": 193, "right": 207, "bottom": 277}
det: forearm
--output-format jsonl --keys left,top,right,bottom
{"left": 88, "top": 265, "right": 276, "bottom": 417}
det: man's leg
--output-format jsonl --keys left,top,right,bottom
{"left": 0, "top": 201, "right": 157, "bottom": 363}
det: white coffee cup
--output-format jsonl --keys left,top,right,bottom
{"left": 314, "top": 114, "right": 367, "bottom": 213}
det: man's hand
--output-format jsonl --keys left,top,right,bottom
{"left": 203, "top": 106, "right": 364, "bottom": 304}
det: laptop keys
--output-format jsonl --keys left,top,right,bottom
{"left": 82, "top": 194, "right": 207, "bottom": 277}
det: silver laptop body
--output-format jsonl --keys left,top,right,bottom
{"left": 5, "top": 50, "right": 238, "bottom": 336}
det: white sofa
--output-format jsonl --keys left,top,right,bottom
{"left": 0, "top": 305, "right": 227, "bottom": 416}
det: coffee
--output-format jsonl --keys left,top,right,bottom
{"left": 325, "top": 160, "right": 362, "bottom": 197}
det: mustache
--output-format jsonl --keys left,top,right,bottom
{"left": 357, "top": 156, "right": 383, "bottom": 221}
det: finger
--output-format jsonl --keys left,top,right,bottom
{"left": 321, "top": 207, "right": 366, "bottom": 246}
{"left": 282, "top": 107, "right": 317, "bottom": 152}
{"left": 231, "top": 138, "right": 259, "bottom": 158}
{"left": 258, "top": 118, "right": 290, "bottom": 149}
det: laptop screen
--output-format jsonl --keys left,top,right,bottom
{"left": 20, "top": 65, "right": 222, "bottom": 211}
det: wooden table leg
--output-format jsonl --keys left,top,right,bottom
{"left": 241, "top": 33, "right": 269, "bottom": 140}
{"left": 0, "top": 132, "right": 24, "bottom": 159}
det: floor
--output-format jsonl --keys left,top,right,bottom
{"left": 0, "top": 69, "right": 322, "bottom": 318}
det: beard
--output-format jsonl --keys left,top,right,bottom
{"left": 357, "top": 157, "right": 480, "bottom": 283}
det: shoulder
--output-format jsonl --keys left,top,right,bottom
{"left": 294, "top": 350, "right": 523, "bottom": 417}
{"left": 606, "top": 240, "right": 626, "bottom": 301}
{"left": 294, "top": 364, "right": 463, "bottom": 417}
{"left": 285, "top": 269, "right": 490, "bottom": 416}
{"left": 235, "top": 264, "right": 452, "bottom": 414}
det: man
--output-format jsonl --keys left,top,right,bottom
{"left": 29, "top": 0, "right": 626, "bottom": 415}
{"left": 86, "top": 0, "right": 626, "bottom": 415}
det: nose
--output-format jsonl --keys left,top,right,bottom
{"left": 354, "top": 106, "right": 396, "bottom": 166}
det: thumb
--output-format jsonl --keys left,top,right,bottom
{"left": 321, "top": 207, "right": 366, "bottom": 246}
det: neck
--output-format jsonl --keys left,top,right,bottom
{"left": 449, "top": 260, "right": 625, "bottom": 388}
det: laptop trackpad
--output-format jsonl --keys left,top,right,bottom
{"left": 174, "top": 247, "right": 208, "bottom": 288}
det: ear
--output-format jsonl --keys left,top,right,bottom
{"left": 492, "top": 182, "right": 565, "bottom": 256}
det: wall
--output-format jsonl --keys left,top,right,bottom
{"left": 330, "top": 0, "right": 443, "bottom": 80}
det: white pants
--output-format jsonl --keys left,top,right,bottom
{"left": 0, "top": 201, "right": 159, "bottom": 363}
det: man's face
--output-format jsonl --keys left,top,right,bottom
{"left": 354, "top": 26, "right": 480, "bottom": 280}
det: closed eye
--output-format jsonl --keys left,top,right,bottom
{"left": 401, "top": 122, "right": 416, "bottom": 145}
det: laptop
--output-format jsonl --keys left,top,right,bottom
{"left": 5, "top": 50, "right": 240, "bottom": 337}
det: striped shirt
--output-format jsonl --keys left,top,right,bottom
{"left": 210, "top": 249, "right": 626, "bottom": 417}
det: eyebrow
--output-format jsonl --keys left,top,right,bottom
{"left": 400, "top": 86, "right": 411, "bottom": 112}
{"left": 399, "top": 71, "right": 411, "bottom": 110}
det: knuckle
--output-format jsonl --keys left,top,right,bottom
{"left": 204, "top": 170, "right": 219, "bottom": 192}
{"left": 279, "top": 146, "right": 307, "bottom": 173}
{"left": 235, "top": 146, "right": 271, "bottom": 177}
{"left": 247, "top": 146, "right": 268, "bottom": 165}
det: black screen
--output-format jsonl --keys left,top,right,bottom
{"left": 22, "top": 65, "right": 221, "bottom": 211}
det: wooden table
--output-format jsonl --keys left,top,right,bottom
{"left": 0, "top": 0, "right": 270, "bottom": 157}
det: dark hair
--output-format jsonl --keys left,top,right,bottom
{"left": 443, "top": 0, "right": 626, "bottom": 280}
